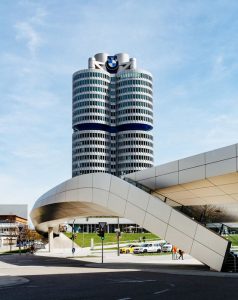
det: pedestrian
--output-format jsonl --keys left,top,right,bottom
{"left": 30, "top": 244, "right": 34, "bottom": 254}
{"left": 142, "top": 236, "right": 146, "bottom": 243}
{"left": 172, "top": 245, "right": 177, "bottom": 260}
{"left": 178, "top": 249, "right": 184, "bottom": 260}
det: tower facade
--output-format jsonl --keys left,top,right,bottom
{"left": 72, "top": 53, "right": 153, "bottom": 177}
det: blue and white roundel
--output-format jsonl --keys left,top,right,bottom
{"left": 106, "top": 55, "right": 119, "bottom": 73}
{"left": 108, "top": 57, "right": 117, "bottom": 68}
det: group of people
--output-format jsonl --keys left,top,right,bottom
{"left": 172, "top": 246, "right": 184, "bottom": 260}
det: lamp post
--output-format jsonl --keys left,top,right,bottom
{"left": 18, "top": 225, "right": 23, "bottom": 255}
{"left": 117, "top": 217, "right": 120, "bottom": 256}
{"left": 72, "top": 219, "right": 75, "bottom": 256}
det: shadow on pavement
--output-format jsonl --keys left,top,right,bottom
{"left": 0, "top": 269, "right": 237, "bottom": 300}
{"left": 0, "top": 253, "right": 209, "bottom": 272}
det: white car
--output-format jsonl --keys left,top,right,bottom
{"left": 161, "top": 243, "right": 172, "bottom": 252}
{"left": 133, "top": 243, "right": 162, "bottom": 254}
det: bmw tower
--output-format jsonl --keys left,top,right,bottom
{"left": 72, "top": 53, "right": 154, "bottom": 177}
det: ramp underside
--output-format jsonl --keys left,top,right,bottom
{"left": 31, "top": 173, "right": 230, "bottom": 272}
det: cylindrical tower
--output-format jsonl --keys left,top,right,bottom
{"left": 116, "top": 70, "right": 154, "bottom": 176}
{"left": 72, "top": 53, "right": 154, "bottom": 177}
{"left": 72, "top": 69, "right": 111, "bottom": 176}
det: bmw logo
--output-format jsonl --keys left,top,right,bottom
{"left": 106, "top": 55, "right": 119, "bottom": 73}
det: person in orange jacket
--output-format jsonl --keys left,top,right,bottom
{"left": 172, "top": 245, "right": 177, "bottom": 260}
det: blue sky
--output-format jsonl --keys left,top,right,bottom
{"left": 0, "top": 0, "right": 238, "bottom": 211}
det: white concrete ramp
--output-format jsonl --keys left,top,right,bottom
{"left": 38, "top": 233, "right": 89, "bottom": 256}
{"left": 31, "top": 173, "right": 230, "bottom": 271}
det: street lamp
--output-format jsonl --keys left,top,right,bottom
{"left": 72, "top": 219, "right": 76, "bottom": 256}
{"left": 18, "top": 225, "right": 24, "bottom": 255}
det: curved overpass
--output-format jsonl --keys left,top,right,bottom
{"left": 31, "top": 172, "right": 230, "bottom": 272}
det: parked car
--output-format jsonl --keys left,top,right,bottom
{"left": 33, "top": 241, "right": 45, "bottom": 249}
{"left": 120, "top": 244, "right": 139, "bottom": 254}
{"left": 161, "top": 243, "right": 172, "bottom": 252}
{"left": 133, "top": 243, "right": 162, "bottom": 254}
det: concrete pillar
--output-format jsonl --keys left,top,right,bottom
{"left": 48, "top": 227, "right": 54, "bottom": 253}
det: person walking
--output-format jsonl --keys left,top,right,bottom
{"left": 178, "top": 249, "right": 184, "bottom": 260}
{"left": 172, "top": 245, "right": 177, "bottom": 260}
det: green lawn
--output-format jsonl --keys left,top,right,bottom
{"left": 225, "top": 234, "right": 238, "bottom": 246}
{"left": 64, "top": 232, "right": 159, "bottom": 248}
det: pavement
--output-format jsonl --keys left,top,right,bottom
{"left": 0, "top": 246, "right": 237, "bottom": 289}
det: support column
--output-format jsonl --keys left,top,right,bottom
{"left": 48, "top": 227, "right": 54, "bottom": 253}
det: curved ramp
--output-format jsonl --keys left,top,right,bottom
{"left": 30, "top": 173, "right": 230, "bottom": 271}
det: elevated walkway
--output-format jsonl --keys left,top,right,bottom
{"left": 30, "top": 173, "right": 232, "bottom": 271}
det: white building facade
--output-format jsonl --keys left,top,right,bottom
{"left": 72, "top": 53, "right": 154, "bottom": 177}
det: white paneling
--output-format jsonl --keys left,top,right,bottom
{"left": 124, "top": 202, "right": 146, "bottom": 226}
{"left": 179, "top": 198, "right": 207, "bottom": 206}
{"left": 56, "top": 182, "right": 67, "bottom": 194}
{"left": 194, "top": 224, "right": 228, "bottom": 256}
{"left": 110, "top": 176, "right": 130, "bottom": 200}
{"left": 92, "top": 173, "right": 111, "bottom": 191}
{"left": 37, "top": 195, "right": 55, "bottom": 208}
{"left": 127, "top": 185, "right": 150, "bottom": 210}
{"left": 155, "top": 172, "right": 179, "bottom": 189}
{"left": 78, "top": 174, "right": 93, "bottom": 188}
{"left": 92, "top": 188, "right": 109, "bottom": 207}
{"left": 78, "top": 188, "right": 93, "bottom": 203}
{"left": 200, "top": 195, "right": 237, "bottom": 205}
{"left": 124, "top": 172, "right": 136, "bottom": 181}
{"left": 44, "top": 195, "right": 56, "bottom": 205}
{"left": 169, "top": 210, "right": 198, "bottom": 238}
{"left": 219, "top": 183, "right": 238, "bottom": 194}
{"left": 190, "top": 241, "right": 224, "bottom": 271}
{"left": 206, "top": 144, "right": 236, "bottom": 164}
{"left": 206, "top": 158, "right": 236, "bottom": 177}
{"left": 147, "top": 196, "right": 172, "bottom": 223}
{"left": 208, "top": 173, "right": 238, "bottom": 185}
{"left": 55, "top": 192, "right": 66, "bottom": 203}
{"left": 66, "top": 177, "right": 80, "bottom": 190}
{"left": 135, "top": 167, "right": 156, "bottom": 181}
{"left": 156, "top": 161, "right": 178, "bottom": 176}
{"left": 179, "top": 153, "right": 205, "bottom": 170}
{"left": 158, "top": 185, "right": 185, "bottom": 194}
{"left": 165, "top": 190, "right": 195, "bottom": 200}
{"left": 181, "top": 179, "right": 213, "bottom": 190}
{"left": 65, "top": 189, "right": 79, "bottom": 202}
{"left": 191, "top": 186, "right": 225, "bottom": 197}
{"left": 179, "top": 166, "right": 205, "bottom": 184}
{"left": 107, "top": 193, "right": 126, "bottom": 217}
{"left": 143, "top": 213, "right": 168, "bottom": 238}
{"left": 44, "top": 187, "right": 57, "bottom": 198}
{"left": 139, "top": 178, "right": 156, "bottom": 190}
{"left": 165, "top": 225, "right": 193, "bottom": 254}
{"left": 231, "top": 193, "right": 238, "bottom": 201}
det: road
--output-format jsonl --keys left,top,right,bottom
{"left": 0, "top": 254, "right": 237, "bottom": 300}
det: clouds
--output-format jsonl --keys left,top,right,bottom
{"left": 15, "top": 21, "right": 42, "bottom": 55}
{"left": 14, "top": 4, "right": 47, "bottom": 55}
{"left": 0, "top": 0, "right": 238, "bottom": 210}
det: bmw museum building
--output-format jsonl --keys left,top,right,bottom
{"left": 31, "top": 53, "right": 238, "bottom": 272}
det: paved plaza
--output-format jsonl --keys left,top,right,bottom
{"left": 0, "top": 249, "right": 237, "bottom": 300}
